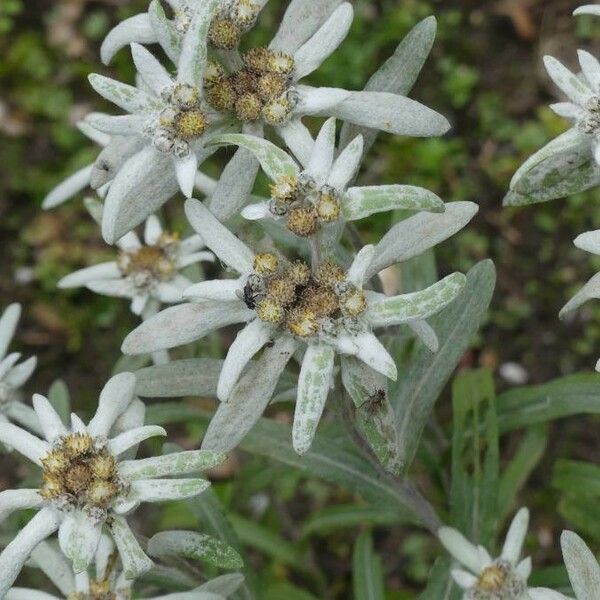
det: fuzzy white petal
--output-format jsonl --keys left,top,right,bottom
{"left": 108, "top": 515, "right": 153, "bottom": 580}
{"left": 0, "top": 489, "right": 44, "bottom": 523}
{"left": 58, "top": 511, "right": 103, "bottom": 574}
{"left": 185, "top": 199, "right": 255, "bottom": 273}
{"left": 0, "top": 303, "right": 21, "bottom": 361}
{"left": 42, "top": 164, "right": 94, "bottom": 209}
{"left": 501, "top": 507, "right": 529, "bottom": 563}
{"left": 438, "top": 526, "right": 481, "bottom": 574}
{"left": 100, "top": 14, "right": 156, "bottom": 65}
{"left": 58, "top": 262, "right": 121, "bottom": 289}
{"left": 293, "top": 343, "right": 335, "bottom": 454}
{"left": 108, "top": 425, "right": 166, "bottom": 456}
{"left": 327, "top": 134, "right": 363, "bottom": 190}
{"left": 543, "top": 55, "right": 593, "bottom": 106}
{"left": 32, "top": 394, "right": 67, "bottom": 442}
{"left": 0, "top": 422, "right": 50, "bottom": 465}
{"left": 0, "top": 507, "right": 60, "bottom": 598}
{"left": 87, "top": 372, "right": 136, "bottom": 437}
{"left": 217, "top": 319, "right": 273, "bottom": 401}
{"left": 305, "top": 117, "right": 336, "bottom": 183}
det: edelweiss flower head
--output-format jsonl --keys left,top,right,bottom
{"left": 121, "top": 200, "right": 465, "bottom": 454}
{"left": 0, "top": 372, "right": 224, "bottom": 596}
{"left": 210, "top": 119, "right": 445, "bottom": 236}
{"left": 0, "top": 303, "right": 38, "bottom": 434}
{"left": 438, "top": 508, "right": 557, "bottom": 600}
{"left": 544, "top": 51, "right": 600, "bottom": 164}
{"left": 59, "top": 215, "right": 213, "bottom": 316}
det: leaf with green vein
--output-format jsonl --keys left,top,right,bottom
{"left": 504, "top": 129, "right": 600, "bottom": 206}
{"left": 352, "top": 531, "right": 385, "bottom": 600}
{"left": 240, "top": 417, "right": 425, "bottom": 525}
{"left": 496, "top": 373, "right": 600, "bottom": 432}
{"left": 147, "top": 530, "right": 243, "bottom": 570}
{"left": 301, "top": 504, "right": 403, "bottom": 538}
{"left": 498, "top": 424, "right": 548, "bottom": 521}
{"left": 449, "top": 370, "right": 499, "bottom": 546}
{"left": 149, "top": 403, "right": 426, "bottom": 525}
{"left": 208, "top": 134, "right": 299, "bottom": 180}
{"left": 392, "top": 259, "right": 496, "bottom": 472}
{"left": 340, "top": 356, "right": 401, "bottom": 475}
{"left": 187, "top": 490, "right": 257, "bottom": 600}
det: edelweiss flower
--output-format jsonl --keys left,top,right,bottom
{"left": 100, "top": 0, "right": 268, "bottom": 65}
{"left": 94, "top": 1, "right": 449, "bottom": 242}
{"left": 0, "top": 372, "right": 224, "bottom": 596}
{"left": 544, "top": 51, "right": 600, "bottom": 165}
{"left": 199, "top": 2, "right": 449, "bottom": 167}
{"left": 122, "top": 200, "right": 465, "bottom": 454}
{"left": 439, "top": 508, "right": 555, "bottom": 600}
{"left": 210, "top": 118, "right": 444, "bottom": 238}
{"left": 58, "top": 215, "right": 213, "bottom": 317}
{"left": 0, "top": 304, "right": 38, "bottom": 434}
{"left": 6, "top": 535, "right": 244, "bottom": 600}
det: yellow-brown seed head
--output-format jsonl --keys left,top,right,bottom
{"left": 119, "top": 245, "right": 177, "bottom": 282}
{"left": 267, "top": 277, "right": 297, "bottom": 307}
{"left": 40, "top": 473, "right": 62, "bottom": 500}
{"left": 270, "top": 175, "right": 298, "bottom": 203}
{"left": 63, "top": 432, "right": 94, "bottom": 458}
{"left": 232, "top": 0, "right": 260, "bottom": 27}
{"left": 315, "top": 261, "right": 346, "bottom": 288}
{"left": 301, "top": 286, "right": 340, "bottom": 317}
{"left": 262, "top": 96, "right": 292, "bottom": 125}
{"left": 287, "top": 308, "right": 320, "bottom": 338}
{"left": 243, "top": 47, "right": 273, "bottom": 73}
{"left": 316, "top": 190, "right": 342, "bottom": 223}
{"left": 235, "top": 93, "right": 262, "bottom": 122}
{"left": 340, "top": 288, "right": 367, "bottom": 317}
{"left": 209, "top": 18, "right": 241, "bottom": 50}
{"left": 477, "top": 564, "right": 507, "bottom": 592}
{"left": 171, "top": 83, "right": 200, "bottom": 110}
{"left": 230, "top": 70, "right": 258, "bottom": 95}
{"left": 257, "top": 73, "right": 288, "bottom": 102}
{"left": 87, "top": 480, "right": 119, "bottom": 508}
{"left": 64, "top": 463, "right": 94, "bottom": 495}
{"left": 288, "top": 261, "right": 311, "bottom": 286}
{"left": 90, "top": 453, "right": 117, "bottom": 480}
{"left": 256, "top": 298, "right": 285, "bottom": 324}
{"left": 287, "top": 206, "right": 318, "bottom": 237}
{"left": 205, "top": 80, "right": 237, "bottom": 112}
{"left": 173, "top": 109, "right": 208, "bottom": 140}
{"left": 204, "top": 60, "right": 226, "bottom": 87}
{"left": 253, "top": 253, "right": 279, "bottom": 275}
{"left": 268, "top": 52, "right": 295, "bottom": 75}
{"left": 42, "top": 450, "right": 69, "bottom": 474}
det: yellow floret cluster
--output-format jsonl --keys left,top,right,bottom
{"left": 40, "top": 433, "right": 122, "bottom": 509}
{"left": 248, "top": 255, "right": 367, "bottom": 338}
{"left": 204, "top": 47, "right": 295, "bottom": 124}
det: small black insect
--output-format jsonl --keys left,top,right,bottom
{"left": 358, "top": 389, "right": 386, "bottom": 417}
{"left": 238, "top": 274, "right": 264, "bottom": 309}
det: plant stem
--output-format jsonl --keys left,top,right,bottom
{"left": 333, "top": 384, "right": 442, "bottom": 533}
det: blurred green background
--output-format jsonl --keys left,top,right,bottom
{"left": 2, "top": 0, "right": 600, "bottom": 597}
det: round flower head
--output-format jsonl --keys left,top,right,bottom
{"left": 95, "top": 2, "right": 449, "bottom": 235}
{"left": 438, "top": 509, "right": 559, "bottom": 600}
{"left": 122, "top": 200, "right": 466, "bottom": 455}
{"left": 0, "top": 372, "right": 224, "bottom": 596}
{"left": 211, "top": 119, "right": 445, "bottom": 237}
{"left": 59, "top": 215, "right": 214, "bottom": 317}
{"left": 0, "top": 304, "right": 39, "bottom": 435}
